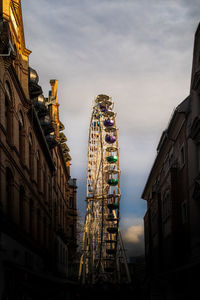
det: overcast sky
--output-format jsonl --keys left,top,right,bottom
{"left": 22, "top": 0, "right": 200, "bottom": 257}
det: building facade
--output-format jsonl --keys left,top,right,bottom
{"left": 142, "top": 24, "right": 200, "bottom": 299}
{"left": 0, "top": 1, "right": 77, "bottom": 299}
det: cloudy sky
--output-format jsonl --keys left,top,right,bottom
{"left": 22, "top": 0, "right": 200, "bottom": 257}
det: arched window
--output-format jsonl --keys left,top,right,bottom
{"left": 5, "top": 81, "right": 12, "bottom": 141}
{"left": 19, "top": 110, "right": 25, "bottom": 160}
{"left": 19, "top": 185, "right": 25, "bottom": 228}
{"left": 36, "top": 151, "right": 41, "bottom": 190}
{"left": 29, "top": 133, "right": 33, "bottom": 176}
{"left": 6, "top": 167, "right": 13, "bottom": 217}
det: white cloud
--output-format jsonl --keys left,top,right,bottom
{"left": 21, "top": 0, "right": 200, "bottom": 235}
{"left": 120, "top": 216, "right": 144, "bottom": 229}
{"left": 121, "top": 222, "right": 145, "bottom": 257}
{"left": 122, "top": 225, "right": 144, "bottom": 243}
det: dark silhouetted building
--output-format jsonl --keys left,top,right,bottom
{"left": 142, "top": 24, "right": 200, "bottom": 299}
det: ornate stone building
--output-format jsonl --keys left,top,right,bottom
{"left": 142, "top": 24, "right": 200, "bottom": 299}
{"left": 0, "top": 1, "right": 77, "bottom": 299}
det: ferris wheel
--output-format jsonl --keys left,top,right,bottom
{"left": 79, "top": 94, "right": 131, "bottom": 285}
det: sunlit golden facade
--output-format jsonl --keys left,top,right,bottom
{"left": 0, "top": 1, "right": 77, "bottom": 298}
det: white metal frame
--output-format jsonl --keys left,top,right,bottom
{"left": 79, "top": 95, "right": 131, "bottom": 284}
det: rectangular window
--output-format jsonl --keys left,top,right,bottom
{"left": 69, "top": 197, "right": 73, "bottom": 209}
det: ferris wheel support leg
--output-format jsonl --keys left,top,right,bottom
{"left": 79, "top": 230, "right": 88, "bottom": 284}
{"left": 116, "top": 256, "right": 121, "bottom": 283}
{"left": 91, "top": 233, "right": 96, "bottom": 284}
{"left": 78, "top": 255, "right": 82, "bottom": 280}
{"left": 118, "top": 230, "right": 132, "bottom": 283}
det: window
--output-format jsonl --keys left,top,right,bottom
{"left": 37, "top": 209, "right": 41, "bottom": 242}
{"left": 69, "top": 197, "right": 73, "bottom": 209}
{"left": 19, "top": 186, "right": 25, "bottom": 228}
{"left": 19, "top": 111, "right": 24, "bottom": 160}
{"left": 29, "top": 133, "right": 33, "bottom": 175}
{"left": 37, "top": 151, "right": 41, "bottom": 190}
{"left": 43, "top": 166, "right": 47, "bottom": 196}
{"left": 163, "top": 193, "right": 171, "bottom": 220}
{"left": 6, "top": 167, "right": 13, "bottom": 217}
{"left": 5, "top": 81, "right": 12, "bottom": 141}
{"left": 29, "top": 199, "right": 34, "bottom": 236}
